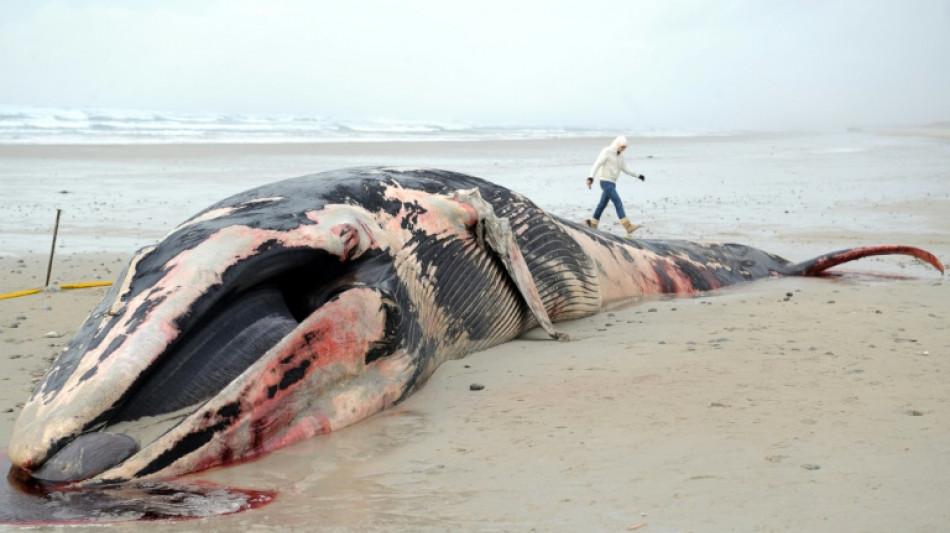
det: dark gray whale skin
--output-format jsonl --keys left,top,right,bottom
{"left": 9, "top": 166, "right": 944, "bottom": 485}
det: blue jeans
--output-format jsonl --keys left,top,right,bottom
{"left": 592, "top": 180, "right": 626, "bottom": 220}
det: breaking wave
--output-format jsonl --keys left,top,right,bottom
{"left": 0, "top": 106, "right": 729, "bottom": 144}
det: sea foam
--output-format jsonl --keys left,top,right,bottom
{"left": 0, "top": 105, "right": 723, "bottom": 144}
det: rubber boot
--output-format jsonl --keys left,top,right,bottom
{"left": 585, "top": 218, "right": 599, "bottom": 229}
{"left": 620, "top": 217, "right": 640, "bottom": 237}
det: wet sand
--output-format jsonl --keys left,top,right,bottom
{"left": 1, "top": 133, "right": 948, "bottom": 532}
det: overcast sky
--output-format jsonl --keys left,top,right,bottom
{"left": 2, "top": 0, "right": 949, "bottom": 130}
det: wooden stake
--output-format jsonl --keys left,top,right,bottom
{"left": 45, "top": 209, "right": 62, "bottom": 287}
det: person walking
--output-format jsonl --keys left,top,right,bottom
{"left": 584, "top": 135, "right": 645, "bottom": 237}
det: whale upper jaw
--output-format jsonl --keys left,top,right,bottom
{"left": 9, "top": 202, "right": 415, "bottom": 485}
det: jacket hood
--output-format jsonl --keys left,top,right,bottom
{"left": 610, "top": 135, "right": 628, "bottom": 150}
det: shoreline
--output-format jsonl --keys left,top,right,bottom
{"left": 1, "top": 123, "right": 946, "bottom": 153}
{"left": 0, "top": 133, "right": 797, "bottom": 161}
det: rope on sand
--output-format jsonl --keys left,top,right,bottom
{"left": 0, "top": 281, "right": 113, "bottom": 301}
{"left": 60, "top": 281, "right": 113, "bottom": 290}
{"left": 0, "top": 288, "right": 42, "bottom": 300}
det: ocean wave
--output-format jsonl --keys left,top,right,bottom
{"left": 0, "top": 105, "right": 730, "bottom": 144}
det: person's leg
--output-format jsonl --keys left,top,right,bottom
{"left": 588, "top": 181, "right": 612, "bottom": 228}
{"left": 605, "top": 183, "right": 640, "bottom": 235}
{"left": 619, "top": 216, "right": 639, "bottom": 235}
{"left": 606, "top": 183, "right": 627, "bottom": 220}
{"left": 593, "top": 184, "right": 611, "bottom": 219}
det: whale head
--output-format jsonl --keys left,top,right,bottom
{"left": 8, "top": 172, "right": 432, "bottom": 484}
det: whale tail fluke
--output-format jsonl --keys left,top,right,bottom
{"left": 784, "top": 245, "right": 944, "bottom": 276}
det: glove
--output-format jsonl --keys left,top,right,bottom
{"left": 638, "top": 175, "right": 646, "bottom": 182}
{"left": 585, "top": 177, "right": 593, "bottom": 189}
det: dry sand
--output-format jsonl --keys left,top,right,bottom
{"left": 0, "top": 133, "right": 948, "bottom": 532}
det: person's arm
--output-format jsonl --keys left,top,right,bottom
{"left": 620, "top": 156, "right": 645, "bottom": 181}
{"left": 587, "top": 149, "right": 608, "bottom": 182}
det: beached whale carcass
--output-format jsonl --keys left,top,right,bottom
{"left": 8, "top": 166, "right": 944, "bottom": 485}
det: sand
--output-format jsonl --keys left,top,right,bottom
{"left": 0, "top": 133, "right": 948, "bottom": 532}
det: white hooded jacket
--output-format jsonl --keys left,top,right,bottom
{"left": 588, "top": 135, "right": 639, "bottom": 183}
